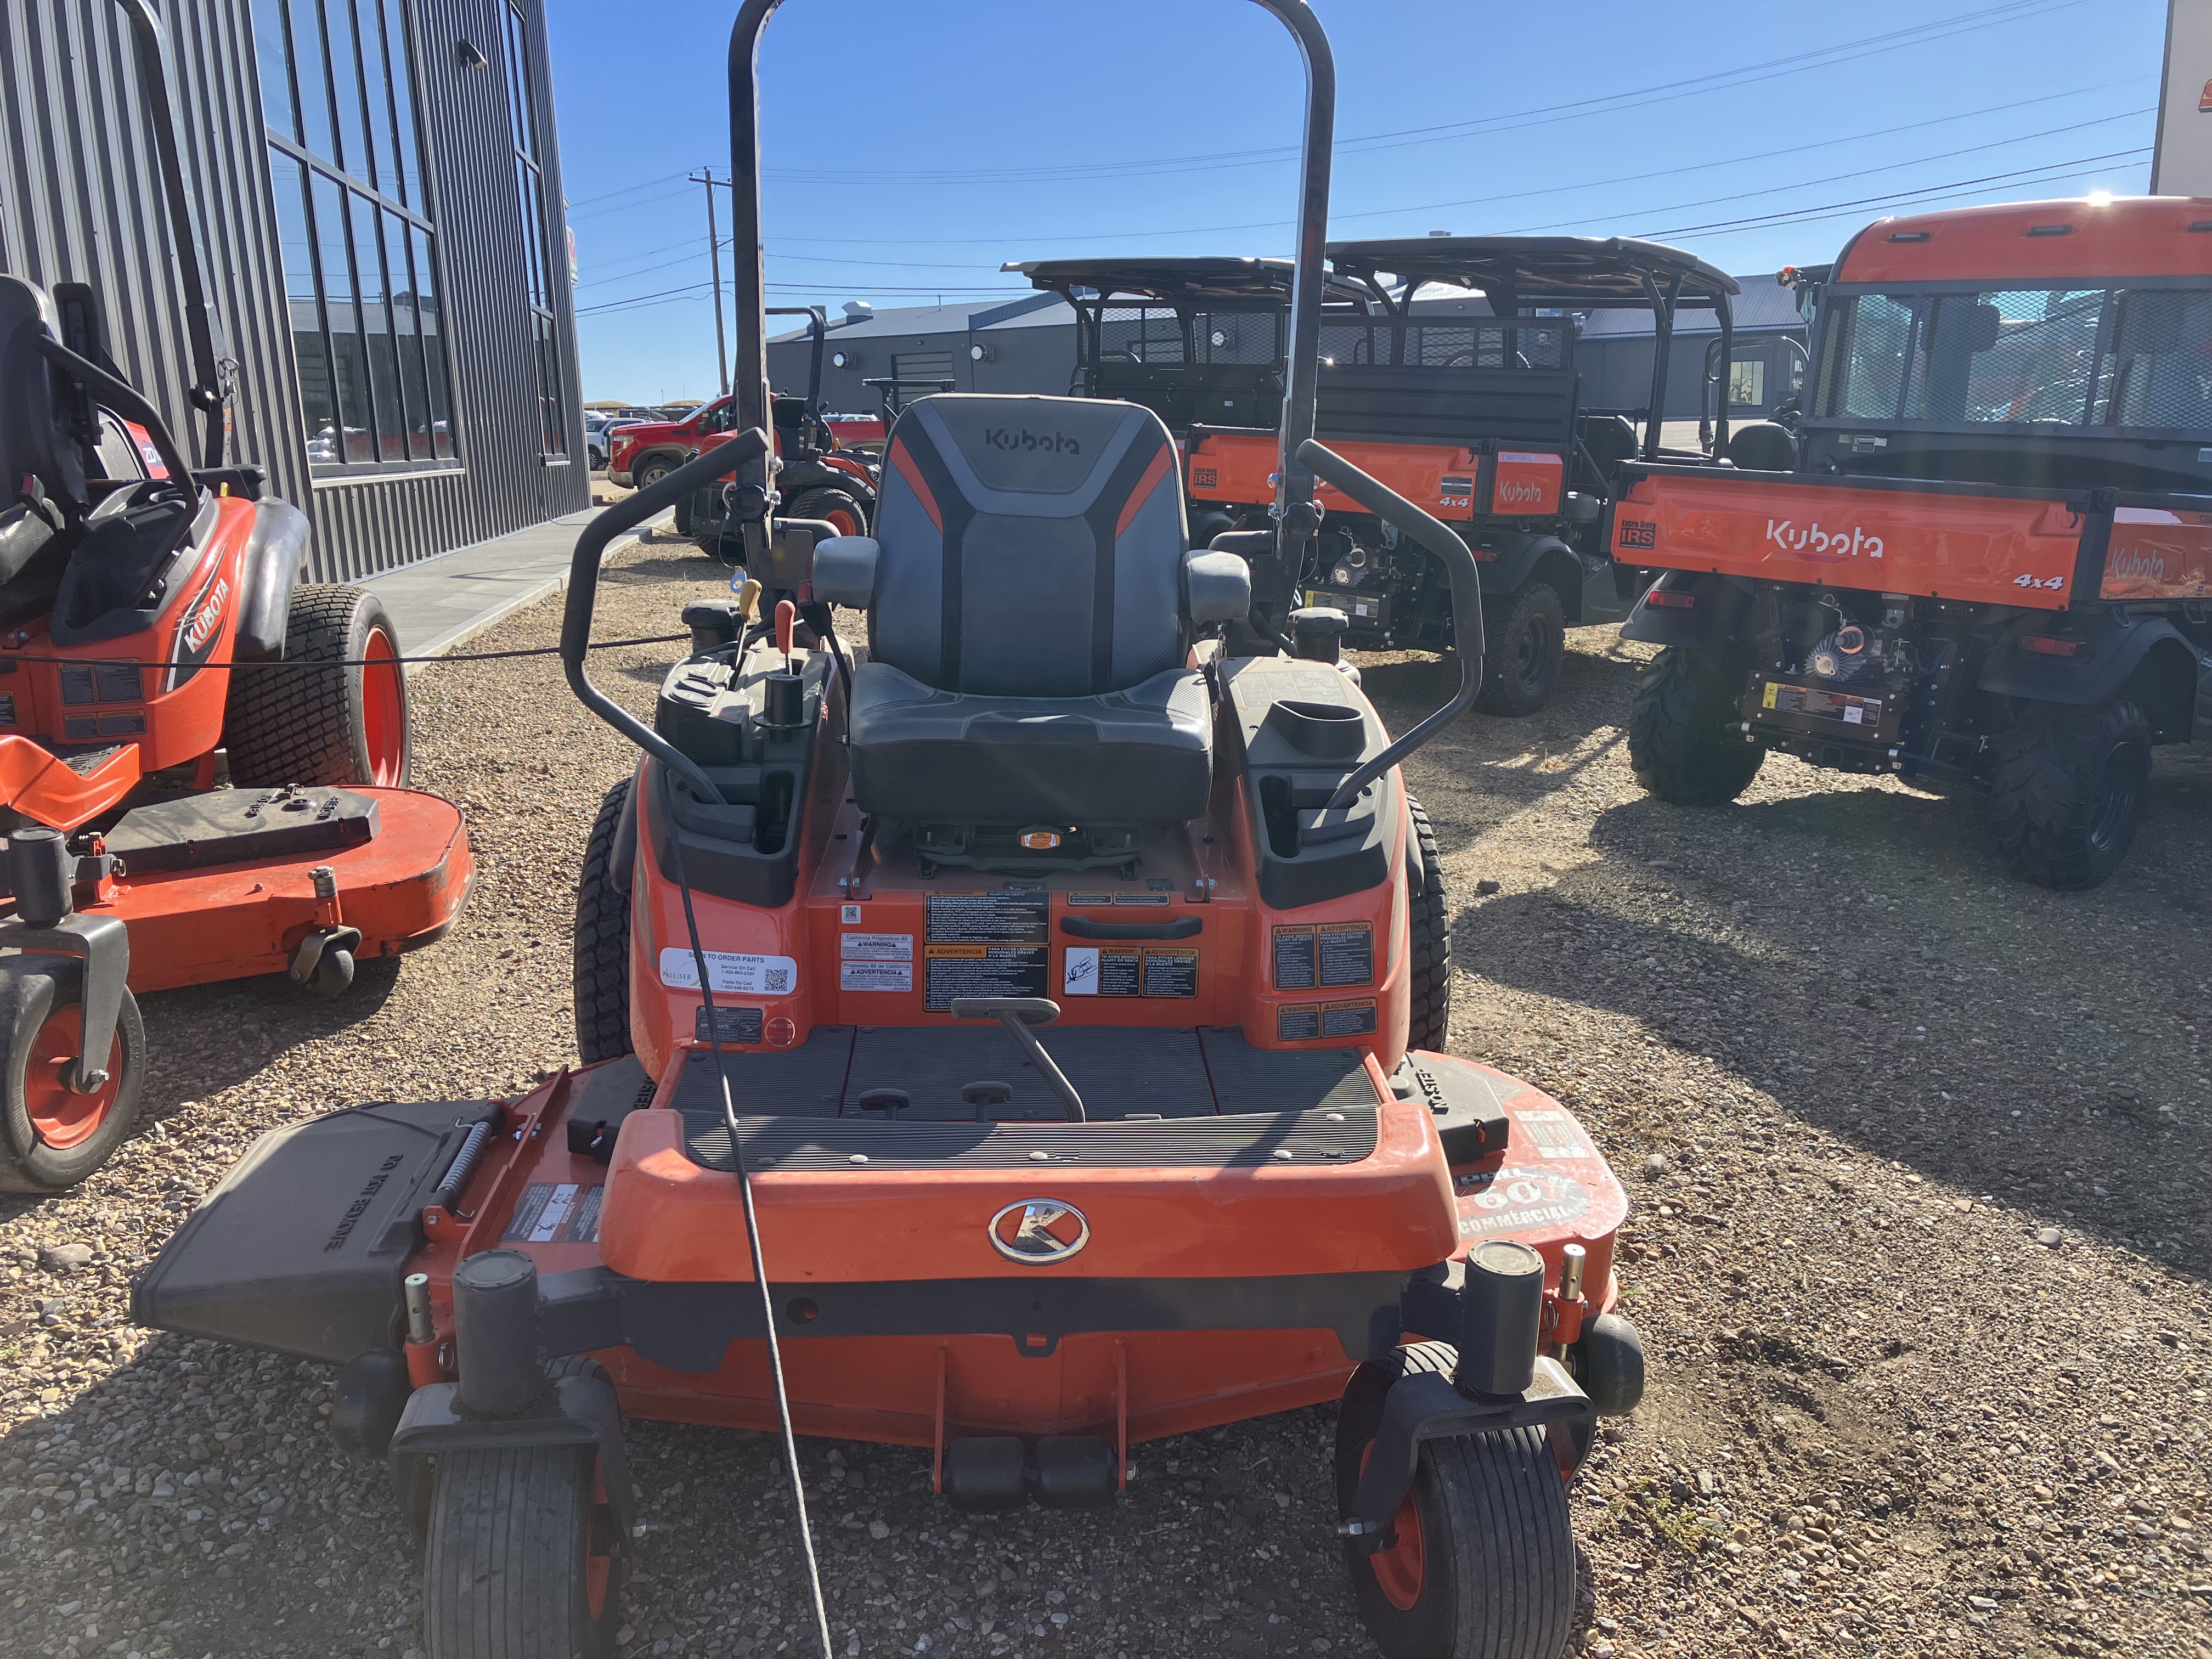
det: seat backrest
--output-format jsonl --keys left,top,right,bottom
{"left": 0, "top": 275, "right": 86, "bottom": 515}
{"left": 870, "top": 394, "right": 1187, "bottom": 698}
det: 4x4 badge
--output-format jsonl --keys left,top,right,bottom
{"left": 988, "top": 1200, "right": 1089, "bottom": 1264}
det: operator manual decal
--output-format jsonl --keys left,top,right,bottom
{"left": 659, "top": 947, "right": 796, "bottom": 996}
{"left": 926, "top": 890, "right": 1049, "bottom": 945}
{"left": 924, "top": 943, "right": 1047, "bottom": 1009}
{"left": 1452, "top": 1165, "right": 1591, "bottom": 1239}
{"left": 840, "top": 932, "right": 915, "bottom": 992}
{"left": 503, "top": 1182, "right": 603, "bottom": 1246}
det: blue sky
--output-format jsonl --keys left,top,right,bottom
{"left": 545, "top": 0, "right": 2169, "bottom": 404}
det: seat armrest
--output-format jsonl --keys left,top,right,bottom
{"left": 1183, "top": 549, "right": 1251, "bottom": 627}
{"left": 812, "top": 536, "right": 878, "bottom": 608}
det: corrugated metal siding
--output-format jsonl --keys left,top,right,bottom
{"left": 0, "top": 0, "right": 586, "bottom": 582}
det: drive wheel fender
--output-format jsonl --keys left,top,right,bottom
{"left": 223, "top": 584, "right": 409, "bottom": 787}
{"left": 422, "top": 1359, "right": 626, "bottom": 1659}
{"left": 1404, "top": 794, "right": 1452, "bottom": 1054}
{"left": 1474, "top": 580, "right": 1566, "bottom": 717}
{"left": 0, "top": 958, "right": 145, "bottom": 1195}
{"left": 1336, "top": 1342, "right": 1577, "bottom": 1659}
{"left": 1628, "top": 644, "right": 1764, "bottom": 805}
{"left": 1988, "top": 695, "right": 2152, "bottom": 889}
{"left": 786, "top": 486, "right": 867, "bottom": 539}
{"left": 574, "top": 779, "right": 634, "bottom": 1062}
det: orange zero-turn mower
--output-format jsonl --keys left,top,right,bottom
{"left": 0, "top": 0, "right": 470, "bottom": 1193}
{"left": 133, "top": 6, "right": 1640, "bottom": 1658}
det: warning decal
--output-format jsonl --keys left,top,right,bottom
{"left": 926, "top": 891, "right": 1048, "bottom": 945}
{"left": 1318, "top": 923, "right": 1374, "bottom": 988}
{"left": 1322, "top": 998, "right": 1378, "bottom": 1037}
{"left": 926, "top": 943, "right": 1047, "bottom": 1010}
{"left": 1064, "top": 946, "right": 1193, "bottom": 997}
{"left": 694, "top": 1005, "right": 764, "bottom": 1044}
{"left": 1277, "top": 1003, "right": 1321, "bottom": 1041}
{"left": 841, "top": 960, "right": 913, "bottom": 992}
{"left": 503, "top": 1182, "right": 604, "bottom": 1245}
{"left": 839, "top": 933, "right": 912, "bottom": 961}
{"left": 1273, "top": 925, "right": 1317, "bottom": 990}
{"left": 1453, "top": 1165, "right": 1591, "bottom": 1240}
{"left": 1516, "top": 1108, "right": 1593, "bottom": 1160}
{"left": 1143, "top": 949, "right": 1198, "bottom": 998}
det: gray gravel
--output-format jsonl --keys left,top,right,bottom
{"left": 0, "top": 564, "right": 2207, "bottom": 1659}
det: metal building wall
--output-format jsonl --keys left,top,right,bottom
{"left": 0, "top": 0, "right": 587, "bottom": 583}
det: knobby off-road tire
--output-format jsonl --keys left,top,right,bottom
{"left": 224, "top": 584, "right": 410, "bottom": 787}
{"left": 422, "top": 1358, "right": 625, "bottom": 1659}
{"left": 1336, "top": 1342, "right": 1577, "bottom": 1659}
{"left": 1628, "top": 644, "right": 1764, "bottom": 805}
{"left": 1988, "top": 695, "right": 2152, "bottom": 889}
{"left": 1474, "top": 580, "right": 1566, "bottom": 717}
{"left": 574, "top": 780, "right": 634, "bottom": 1063}
{"left": 0, "top": 958, "right": 146, "bottom": 1194}
{"left": 786, "top": 486, "right": 867, "bottom": 539}
{"left": 1405, "top": 795, "right": 1452, "bottom": 1054}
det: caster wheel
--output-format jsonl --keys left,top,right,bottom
{"left": 0, "top": 960, "right": 145, "bottom": 1194}
{"left": 1337, "top": 1342, "right": 1576, "bottom": 1659}
{"left": 310, "top": 947, "right": 356, "bottom": 996}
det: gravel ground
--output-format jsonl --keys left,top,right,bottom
{"left": 0, "top": 555, "right": 2207, "bottom": 1659}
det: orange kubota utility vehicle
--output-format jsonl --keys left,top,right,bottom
{"left": 1616, "top": 197, "right": 2212, "bottom": 888}
{"left": 134, "top": 7, "right": 1641, "bottom": 1658}
{"left": 0, "top": 0, "right": 469, "bottom": 1193}
{"left": 1188, "top": 236, "right": 1740, "bottom": 714}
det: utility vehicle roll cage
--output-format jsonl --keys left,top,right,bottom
{"left": 1323, "top": 235, "right": 1741, "bottom": 461}
{"left": 1008, "top": 256, "right": 1364, "bottom": 433}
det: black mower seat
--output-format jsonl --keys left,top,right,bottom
{"left": 817, "top": 393, "right": 1249, "bottom": 826}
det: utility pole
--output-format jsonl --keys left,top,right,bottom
{"left": 692, "top": 167, "right": 729, "bottom": 395}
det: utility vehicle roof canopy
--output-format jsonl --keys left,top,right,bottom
{"left": 1008, "top": 256, "right": 1363, "bottom": 306}
{"left": 1832, "top": 196, "right": 2212, "bottom": 285}
{"left": 1326, "top": 235, "right": 1739, "bottom": 310}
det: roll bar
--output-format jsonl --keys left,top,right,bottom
{"left": 1296, "top": 439, "right": 1485, "bottom": 811}
{"left": 723, "top": 0, "right": 1334, "bottom": 580}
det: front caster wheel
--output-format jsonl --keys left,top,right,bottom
{"left": 423, "top": 1396, "right": 625, "bottom": 1659}
{"left": 0, "top": 961, "right": 145, "bottom": 1194}
{"left": 1336, "top": 1342, "right": 1577, "bottom": 1659}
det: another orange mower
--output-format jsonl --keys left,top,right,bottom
{"left": 0, "top": 0, "right": 470, "bottom": 1193}
{"left": 134, "top": 5, "right": 1640, "bottom": 1657}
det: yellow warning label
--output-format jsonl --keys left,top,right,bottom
{"left": 1762, "top": 681, "right": 1780, "bottom": 709}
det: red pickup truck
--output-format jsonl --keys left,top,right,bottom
{"left": 607, "top": 394, "right": 879, "bottom": 537}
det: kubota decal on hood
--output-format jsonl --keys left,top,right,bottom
{"left": 167, "top": 565, "right": 229, "bottom": 691}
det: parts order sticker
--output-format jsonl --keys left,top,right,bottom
{"left": 658, "top": 947, "right": 797, "bottom": 996}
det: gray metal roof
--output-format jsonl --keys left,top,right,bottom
{"left": 1326, "top": 235, "right": 1739, "bottom": 306}
{"left": 768, "top": 290, "right": 1062, "bottom": 344}
{"left": 1575, "top": 273, "right": 1808, "bottom": 337}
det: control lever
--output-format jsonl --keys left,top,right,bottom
{"left": 948, "top": 997, "right": 1085, "bottom": 1122}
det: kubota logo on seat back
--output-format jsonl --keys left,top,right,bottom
{"left": 1767, "top": 520, "right": 1884, "bottom": 561}
{"left": 984, "top": 428, "right": 1081, "bottom": 455}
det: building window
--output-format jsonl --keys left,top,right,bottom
{"left": 254, "top": 0, "right": 455, "bottom": 473}
{"left": 500, "top": 1, "right": 566, "bottom": 460}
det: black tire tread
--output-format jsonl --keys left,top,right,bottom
{"left": 223, "top": 584, "right": 406, "bottom": 787}
{"left": 1405, "top": 795, "right": 1452, "bottom": 1054}
{"left": 0, "top": 967, "right": 145, "bottom": 1195}
{"left": 1987, "top": 695, "right": 2151, "bottom": 889}
{"left": 573, "top": 780, "right": 634, "bottom": 1063}
{"left": 1474, "top": 580, "right": 1566, "bottom": 717}
{"left": 785, "top": 486, "right": 867, "bottom": 537}
{"left": 1627, "top": 644, "right": 1764, "bottom": 805}
{"left": 1338, "top": 1341, "right": 1578, "bottom": 1659}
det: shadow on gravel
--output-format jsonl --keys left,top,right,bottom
{"left": 1460, "top": 825, "right": 2212, "bottom": 1281}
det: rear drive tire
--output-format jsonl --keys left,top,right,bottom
{"left": 785, "top": 486, "right": 867, "bottom": 539}
{"left": 574, "top": 780, "right": 634, "bottom": 1062}
{"left": 224, "top": 585, "right": 410, "bottom": 787}
{"left": 422, "top": 1360, "right": 625, "bottom": 1659}
{"left": 1474, "top": 581, "right": 1566, "bottom": 716}
{"left": 1628, "top": 645, "right": 1764, "bottom": 805}
{"left": 1336, "top": 1342, "right": 1577, "bottom": 1659}
{"left": 1989, "top": 695, "right": 2151, "bottom": 889}
{"left": 0, "top": 960, "right": 145, "bottom": 1194}
{"left": 1404, "top": 795, "right": 1452, "bottom": 1054}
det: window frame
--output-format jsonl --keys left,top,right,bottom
{"left": 256, "top": 0, "right": 461, "bottom": 481}
{"left": 501, "top": 0, "right": 570, "bottom": 464}
{"left": 1813, "top": 276, "right": 2212, "bottom": 439}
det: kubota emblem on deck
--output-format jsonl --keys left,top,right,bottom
{"left": 989, "top": 1200, "right": 1090, "bottom": 1264}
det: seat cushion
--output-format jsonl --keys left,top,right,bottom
{"left": 848, "top": 660, "right": 1212, "bottom": 825}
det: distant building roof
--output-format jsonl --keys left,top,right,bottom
{"left": 1576, "top": 273, "right": 1807, "bottom": 338}
{"left": 769, "top": 291, "right": 1063, "bottom": 344}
